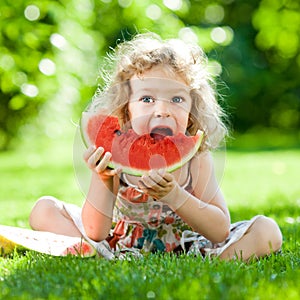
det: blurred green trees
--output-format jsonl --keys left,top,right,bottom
{"left": 0, "top": 0, "right": 299, "bottom": 150}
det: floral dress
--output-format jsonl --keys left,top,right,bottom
{"left": 106, "top": 172, "right": 194, "bottom": 254}
{"left": 64, "top": 170, "right": 261, "bottom": 259}
{"left": 103, "top": 173, "right": 260, "bottom": 258}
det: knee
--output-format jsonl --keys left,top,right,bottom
{"left": 252, "top": 215, "right": 283, "bottom": 253}
{"left": 29, "top": 196, "right": 62, "bottom": 230}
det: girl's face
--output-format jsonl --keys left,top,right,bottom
{"left": 128, "top": 66, "right": 192, "bottom": 136}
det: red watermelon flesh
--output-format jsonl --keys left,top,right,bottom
{"left": 86, "top": 113, "right": 120, "bottom": 152}
{"left": 81, "top": 113, "right": 203, "bottom": 176}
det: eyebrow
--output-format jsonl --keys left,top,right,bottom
{"left": 133, "top": 87, "right": 190, "bottom": 94}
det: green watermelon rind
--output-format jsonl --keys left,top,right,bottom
{"left": 80, "top": 112, "right": 106, "bottom": 148}
{"left": 0, "top": 225, "right": 97, "bottom": 257}
{"left": 80, "top": 112, "right": 203, "bottom": 176}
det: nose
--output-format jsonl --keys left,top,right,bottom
{"left": 154, "top": 100, "right": 170, "bottom": 118}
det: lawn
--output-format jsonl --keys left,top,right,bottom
{"left": 0, "top": 136, "right": 299, "bottom": 299}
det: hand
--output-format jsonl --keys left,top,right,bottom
{"left": 84, "top": 145, "right": 121, "bottom": 181}
{"left": 138, "top": 169, "right": 179, "bottom": 201}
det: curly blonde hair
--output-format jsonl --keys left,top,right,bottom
{"left": 89, "top": 32, "right": 228, "bottom": 151}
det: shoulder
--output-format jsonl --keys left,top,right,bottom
{"left": 190, "top": 151, "right": 214, "bottom": 172}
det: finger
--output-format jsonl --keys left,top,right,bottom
{"left": 141, "top": 174, "right": 158, "bottom": 189}
{"left": 138, "top": 180, "right": 151, "bottom": 193}
{"left": 83, "top": 145, "right": 96, "bottom": 162}
{"left": 87, "top": 147, "right": 105, "bottom": 168}
{"left": 103, "top": 168, "right": 120, "bottom": 177}
{"left": 95, "top": 152, "right": 112, "bottom": 173}
{"left": 148, "top": 170, "right": 168, "bottom": 187}
{"left": 114, "top": 167, "right": 123, "bottom": 176}
{"left": 138, "top": 179, "right": 172, "bottom": 200}
{"left": 158, "top": 170, "right": 174, "bottom": 182}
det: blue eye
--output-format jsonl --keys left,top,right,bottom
{"left": 172, "top": 96, "right": 183, "bottom": 103}
{"left": 140, "top": 96, "right": 155, "bottom": 103}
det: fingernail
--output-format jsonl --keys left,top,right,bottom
{"left": 158, "top": 169, "right": 165, "bottom": 175}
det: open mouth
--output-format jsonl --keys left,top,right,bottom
{"left": 150, "top": 127, "right": 173, "bottom": 140}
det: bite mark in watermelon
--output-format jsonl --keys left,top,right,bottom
{"left": 80, "top": 113, "right": 203, "bottom": 176}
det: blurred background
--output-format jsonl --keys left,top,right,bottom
{"left": 0, "top": 0, "right": 299, "bottom": 151}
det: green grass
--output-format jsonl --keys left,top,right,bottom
{"left": 0, "top": 138, "right": 299, "bottom": 299}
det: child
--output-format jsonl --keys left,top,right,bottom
{"left": 29, "top": 33, "right": 282, "bottom": 260}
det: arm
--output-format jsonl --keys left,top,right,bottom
{"left": 138, "top": 152, "right": 230, "bottom": 243}
{"left": 172, "top": 152, "right": 230, "bottom": 243}
{"left": 81, "top": 146, "right": 120, "bottom": 242}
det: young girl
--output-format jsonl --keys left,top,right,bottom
{"left": 29, "top": 33, "right": 282, "bottom": 260}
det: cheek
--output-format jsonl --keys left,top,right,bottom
{"left": 128, "top": 102, "right": 145, "bottom": 117}
{"left": 129, "top": 107, "right": 147, "bottom": 131}
{"left": 175, "top": 106, "right": 190, "bottom": 121}
{"left": 176, "top": 111, "right": 190, "bottom": 132}
{"left": 130, "top": 118, "right": 148, "bottom": 135}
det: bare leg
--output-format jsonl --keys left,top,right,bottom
{"left": 219, "top": 216, "right": 283, "bottom": 261}
{"left": 29, "top": 196, "right": 82, "bottom": 237}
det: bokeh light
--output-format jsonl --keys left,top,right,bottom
{"left": 39, "top": 59, "right": 56, "bottom": 76}
{"left": 24, "top": 5, "right": 40, "bottom": 21}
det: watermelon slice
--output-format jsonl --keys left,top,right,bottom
{"left": 80, "top": 113, "right": 203, "bottom": 176}
{"left": 0, "top": 225, "right": 96, "bottom": 257}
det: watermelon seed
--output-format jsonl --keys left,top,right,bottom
{"left": 114, "top": 130, "right": 122, "bottom": 136}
